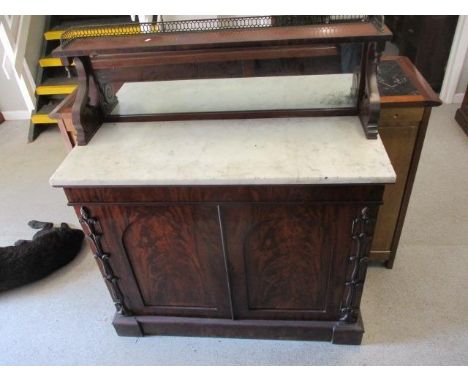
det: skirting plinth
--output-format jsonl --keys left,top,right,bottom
{"left": 112, "top": 313, "right": 364, "bottom": 345}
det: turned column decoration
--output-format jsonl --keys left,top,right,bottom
{"left": 79, "top": 206, "right": 130, "bottom": 316}
{"left": 340, "top": 207, "right": 375, "bottom": 322}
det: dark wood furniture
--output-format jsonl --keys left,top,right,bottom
{"left": 63, "top": 185, "right": 383, "bottom": 344}
{"left": 455, "top": 85, "right": 468, "bottom": 135}
{"left": 52, "top": 16, "right": 391, "bottom": 145}
{"left": 49, "top": 90, "right": 77, "bottom": 150}
{"left": 50, "top": 17, "right": 396, "bottom": 344}
{"left": 50, "top": 55, "right": 443, "bottom": 271}
{"left": 0, "top": 112, "right": 4, "bottom": 124}
{"left": 371, "top": 56, "right": 441, "bottom": 267}
{"left": 385, "top": 16, "right": 458, "bottom": 92}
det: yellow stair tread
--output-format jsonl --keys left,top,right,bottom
{"left": 44, "top": 30, "right": 65, "bottom": 40}
{"left": 39, "top": 57, "right": 76, "bottom": 67}
{"left": 39, "top": 57, "right": 63, "bottom": 67}
{"left": 31, "top": 114, "right": 58, "bottom": 124}
{"left": 31, "top": 102, "right": 60, "bottom": 124}
{"left": 36, "top": 83, "right": 77, "bottom": 95}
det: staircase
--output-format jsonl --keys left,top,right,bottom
{"left": 29, "top": 15, "right": 132, "bottom": 142}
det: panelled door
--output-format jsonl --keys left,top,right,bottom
{"left": 79, "top": 201, "right": 360, "bottom": 322}
{"left": 86, "top": 204, "right": 232, "bottom": 318}
{"left": 220, "top": 203, "right": 357, "bottom": 321}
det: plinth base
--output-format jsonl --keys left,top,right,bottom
{"left": 113, "top": 313, "right": 364, "bottom": 345}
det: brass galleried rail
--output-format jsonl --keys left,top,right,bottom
{"left": 60, "top": 15, "right": 384, "bottom": 47}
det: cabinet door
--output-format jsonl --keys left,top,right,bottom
{"left": 221, "top": 204, "right": 356, "bottom": 321}
{"left": 87, "top": 204, "right": 231, "bottom": 318}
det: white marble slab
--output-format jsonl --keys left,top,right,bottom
{"left": 50, "top": 117, "right": 395, "bottom": 187}
{"left": 111, "top": 74, "right": 356, "bottom": 115}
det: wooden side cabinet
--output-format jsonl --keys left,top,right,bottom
{"left": 370, "top": 56, "right": 441, "bottom": 267}
{"left": 64, "top": 185, "right": 384, "bottom": 344}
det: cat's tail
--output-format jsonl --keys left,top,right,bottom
{"left": 28, "top": 220, "right": 53, "bottom": 230}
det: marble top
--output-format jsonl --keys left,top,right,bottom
{"left": 111, "top": 74, "right": 356, "bottom": 115}
{"left": 50, "top": 117, "right": 395, "bottom": 187}
{"left": 377, "top": 60, "right": 418, "bottom": 97}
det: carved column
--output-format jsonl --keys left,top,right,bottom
{"left": 79, "top": 206, "right": 131, "bottom": 316}
{"left": 340, "top": 207, "right": 375, "bottom": 323}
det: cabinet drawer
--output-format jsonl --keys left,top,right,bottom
{"left": 379, "top": 107, "right": 424, "bottom": 127}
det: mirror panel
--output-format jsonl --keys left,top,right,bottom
{"left": 110, "top": 43, "right": 363, "bottom": 117}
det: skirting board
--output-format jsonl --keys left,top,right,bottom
{"left": 2, "top": 110, "right": 31, "bottom": 120}
{"left": 453, "top": 92, "right": 466, "bottom": 105}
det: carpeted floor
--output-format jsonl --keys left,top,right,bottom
{"left": 0, "top": 104, "right": 467, "bottom": 365}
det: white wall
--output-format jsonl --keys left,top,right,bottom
{"left": 0, "top": 15, "right": 40, "bottom": 119}
{"left": 24, "top": 16, "right": 47, "bottom": 80}
{"left": 0, "top": 41, "right": 28, "bottom": 113}
{"left": 440, "top": 16, "right": 468, "bottom": 104}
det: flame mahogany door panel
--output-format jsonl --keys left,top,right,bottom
{"left": 87, "top": 204, "right": 232, "bottom": 318}
{"left": 221, "top": 203, "right": 358, "bottom": 320}
{"left": 66, "top": 185, "right": 384, "bottom": 342}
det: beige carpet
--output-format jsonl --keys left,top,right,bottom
{"left": 0, "top": 104, "right": 467, "bottom": 365}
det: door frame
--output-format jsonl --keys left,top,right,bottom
{"left": 440, "top": 15, "right": 468, "bottom": 104}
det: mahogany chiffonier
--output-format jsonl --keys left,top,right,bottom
{"left": 49, "top": 16, "right": 397, "bottom": 344}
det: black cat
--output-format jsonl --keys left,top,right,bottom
{"left": 0, "top": 221, "right": 84, "bottom": 292}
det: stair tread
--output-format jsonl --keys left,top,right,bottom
{"left": 36, "top": 78, "right": 77, "bottom": 95}
{"left": 39, "top": 57, "right": 63, "bottom": 67}
{"left": 39, "top": 56, "right": 76, "bottom": 67}
{"left": 31, "top": 102, "right": 61, "bottom": 124}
